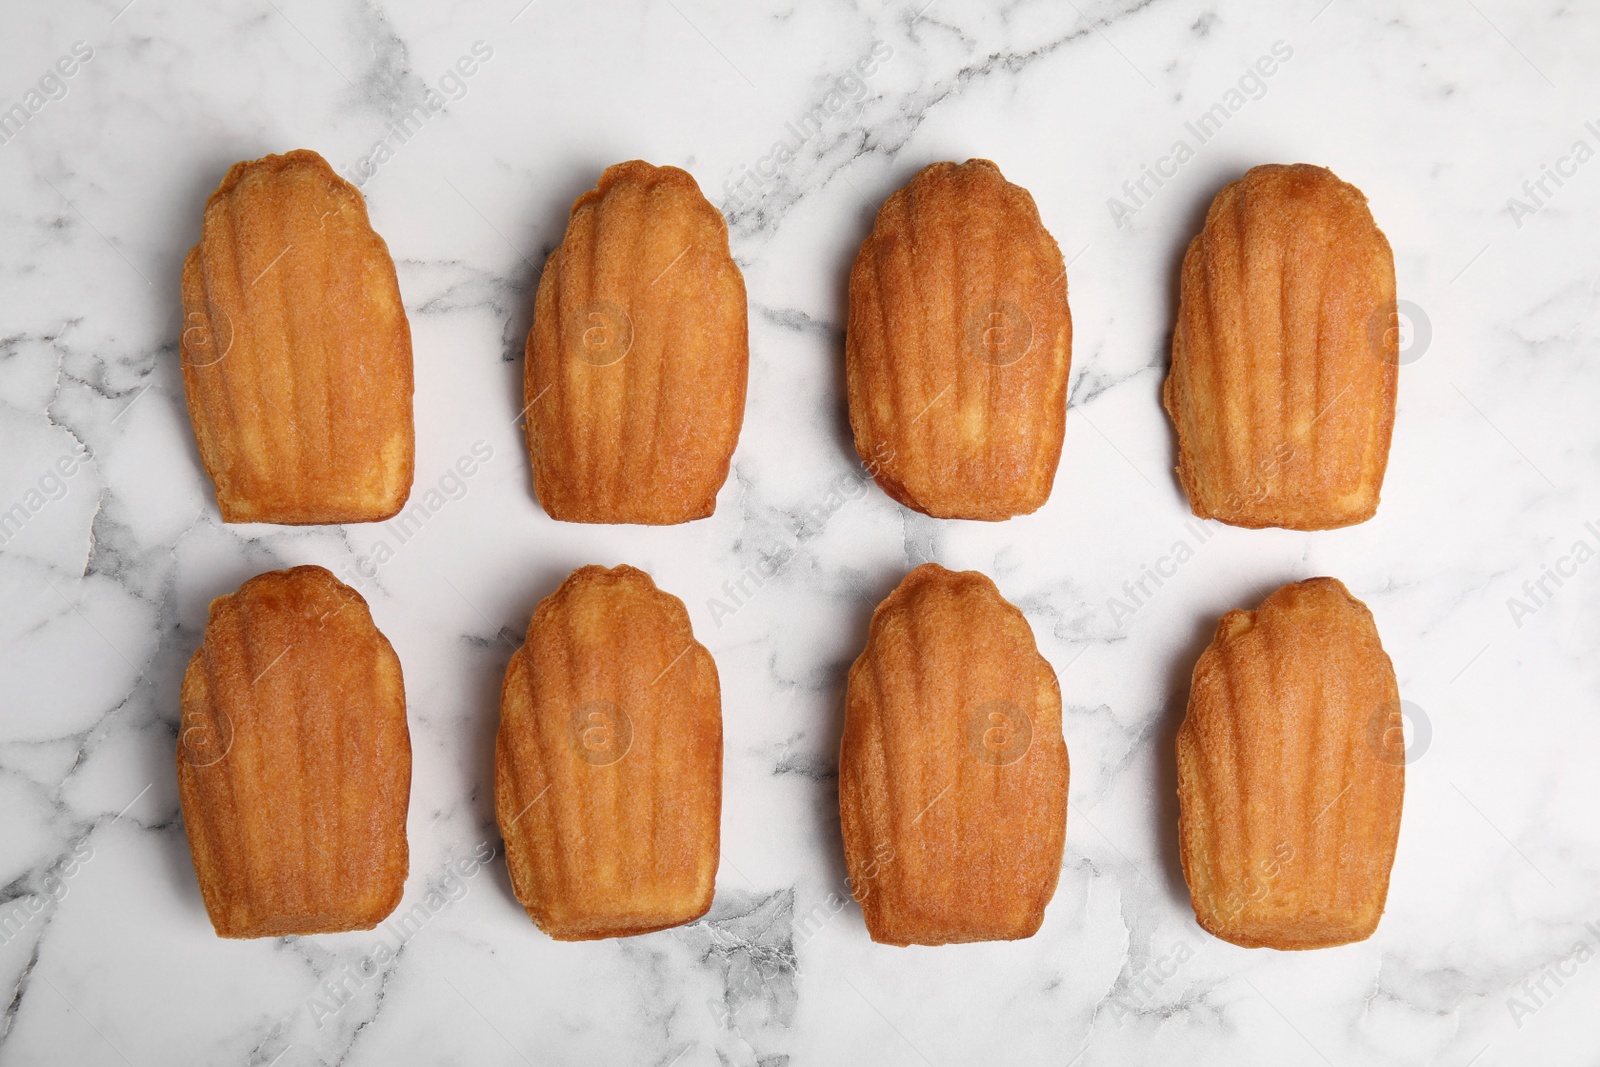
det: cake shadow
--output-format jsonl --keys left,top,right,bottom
{"left": 469, "top": 561, "right": 581, "bottom": 866}
{"left": 1156, "top": 169, "right": 1245, "bottom": 504}
{"left": 1152, "top": 606, "right": 1219, "bottom": 907}
{"left": 501, "top": 158, "right": 614, "bottom": 514}
{"left": 809, "top": 563, "right": 905, "bottom": 917}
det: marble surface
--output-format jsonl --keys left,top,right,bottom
{"left": 1, "top": 0, "right": 1597, "bottom": 1063}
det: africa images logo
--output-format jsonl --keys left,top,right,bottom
{"left": 721, "top": 41, "right": 895, "bottom": 212}
{"left": 1504, "top": 516, "right": 1600, "bottom": 629}
{"left": 0, "top": 41, "right": 94, "bottom": 148}
{"left": 964, "top": 700, "right": 1032, "bottom": 766}
{"left": 568, "top": 700, "right": 632, "bottom": 766}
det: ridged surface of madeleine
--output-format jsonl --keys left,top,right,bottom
{"left": 526, "top": 161, "right": 748, "bottom": 524}
{"left": 177, "top": 565, "right": 411, "bottom": 938}
{"left": 847, "top": 159, "right": 1071, "bottom": 520}
{"left": 1164, "top": 164, "right": 1397, "bottom": 530}
{"left": 839, "top": 564, "right": 1067, "bottom": 945}
{"left": 180, "top": 149, "right": 414, "bottom": 524}
{"left": 1177, "top": 577, "right": 1403, "bottom": 949}
{"left": 496, "top": 565, "right": 722, "bottom": 939}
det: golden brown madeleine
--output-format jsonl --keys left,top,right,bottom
{"left": 846, "top": 159, "right": 1071, "bottom": 521}
{"left": 526, "top": 161, "right": 748, "bottom": 524}
{"left": 179, "top": 149, "right": 414, "bottom": 524}
{"left": 839, "top": 564, "right": 1067, "bottom": 945}
{"left": 177, "top": 566, "right": 410, "bottom": 938}
{"left": 1164, "top": 164, "right": 1398, "bottom": 530}
{"left": 1177, "top": 577, "right": 1403, "bottom": 949}
{"left": 496, "top": 565, "right": 722, "bottom": 939}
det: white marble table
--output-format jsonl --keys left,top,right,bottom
{"left": 2, "top": 0, "right": 1597, "bottom": 1063}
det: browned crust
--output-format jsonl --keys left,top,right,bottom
{"left": 177, "top": 565, "right": 411, "bottom": 937}
{"left": 495, "top": 564, "right": 722, "bottom": 939}
{"left": 525, "top": 161, "right": 749, "bottom": 525}
{"left": 1176, "top": 577, "right": 1403, "bottom": 949}
{"left": 1163, "top": 164, "right": 1397, "bottom": 530}
{"left": 846, "top": 159, "right": 1071, "bottom": 521}
{"left": 839, "top": 563, "right": 1068, "bottom": 945}
{"left": 180, "top": 149, "right": 414, "bottom": 525}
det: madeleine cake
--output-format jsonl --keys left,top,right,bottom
{"left": 179, "top": 149, "right": 414, "bottom": 524}
{"left": 496, "top": 564, "right": 722, "bottom": 939}
{"left": 1176, "top": 577, "right": 1404, "bottom": 949}
{"left": 846, "top": 159, "right": 1072, "bottom": 520}
{"left": 1164, "top": 164, "right": 1398, "bottom": 530}
{"left": 839, "top": 563, "right": 1068, "bottom": 945}
{"left": 177, "top": 566, "right": 411, "bottom": 938}
{"left": 525, "top": 161, "right": 748, "bottom": 524}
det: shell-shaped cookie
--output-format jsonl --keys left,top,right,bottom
{"left": 839, "top": 564, "right": 1067, "bottom": 945}
{"left": 177, "top": 566, "right": 411, "bottom": 938}
{"left": 526, "top": 161, "right": 748, "bottom": 524}
{"left": 1164, "top": 164, "right": 1398, "bottom": 530}
{"left": 1176, "top": 577, "right": 1403, "bottom": 949}
{"left": 179, "top": 149, "right": 414, "bottom": 524}
{"left": 496, "top": 564, "right": 722, "bottom": 939}
{"left": 846, "top": 159, "right": 1071, "bottom": 520}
